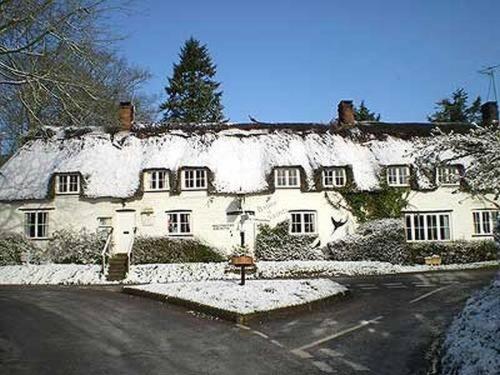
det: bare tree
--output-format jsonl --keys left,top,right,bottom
{"left": 0, "top": 0, "right": 154, "bottom": 152}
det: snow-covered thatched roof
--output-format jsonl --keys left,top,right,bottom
{"left": 0, "top": 122, "right": 472, "bottom": 201}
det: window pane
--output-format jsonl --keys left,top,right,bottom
{"left": 168, "top": 214, "right": 178, "bottom": 233}
{"left": 180, "top": 213, "right": 191, "bottom": 233}
{"left": 288, "top": 169, "right": 298, "bottom": 186}
{"left": 427, "top": 215, "right": 438, "bottom": 240}
{"left": 304, "top": 213, "right": 315, "bottom": 233}
{"left": 58, "top": 176, "right": 67, "bottom": 193}
{"left": 323, "top": 170, "right": 333, "bottom": 186}
{"left": 405, "top": 215, "right": 412, "bottom": 241}
{"left": 290, "top": 213, "right": 301, "bottom": 233}
{"left": 335, "top": 169, "right": 345, "bottom": 186}
{"left": 472, "top": 212, "right": 481, "bottom": 234}
{"left": 439, "top": 215, "right": 450, "bottom": 240}
{"left": 414, "top": 215, "right": 425, "bottom": 240}
{"left": 387, "top": 168, "right": 397, "bottom": 185}
{"left": 482, "top": 212, "right": 491, "bottom": 234}
{"left": 25, "top": 213, "right": 36, "bottom": 238}
{"left": 69, "top": 175, "right": 78, "bottom": 192}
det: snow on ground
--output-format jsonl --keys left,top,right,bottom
{"left": 441, "top": 278, "right": 500, "bottom": 375}
{"left": 0, "top": 260, "right": 496, "bottom": 285}
{"left": 125, "top": 279, "right": 347, "bottom": 315}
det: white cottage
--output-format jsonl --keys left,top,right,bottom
{"left": 0, "top": 101, "right": 498, "bottom": 270}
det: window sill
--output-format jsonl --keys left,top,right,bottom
{"left": 275, "top": 186, "right": 301, "bottom": 189}
{"left": 471, "top": 234, "right": 494, "bottom": 238}
{"left": 181, "top": 188, "right": 207, "bottom": 192}
{"left": 27, "top": 237, "right": 51, "bottom": 241}
{"left": 144, "top": 189, "right": 170, "bottom": 193}
{"left": 55, "top": 192, "right": 80, "bottom": 196}
{"left": 167, "top": 234, "right": 193, "bottom": 238}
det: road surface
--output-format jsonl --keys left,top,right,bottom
{"left": 0, "top": 268, "right": 496, "bottom": 374}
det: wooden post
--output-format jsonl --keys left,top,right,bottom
{"left": 240, "top": 265, "right": 246, "bottom": 285}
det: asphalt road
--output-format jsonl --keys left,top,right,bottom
{"left": 0, "top": 268, "right": 496, "bottom": 375}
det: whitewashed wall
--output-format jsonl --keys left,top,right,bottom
{"left": 0, "top": 187, "right": 497, "bottom": 256}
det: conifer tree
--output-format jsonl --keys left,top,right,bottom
{"left": 428, "top": 88, "right": 481, "bottom": 123}
{"left": 354, "top": 101, "right": 381, "bottom": 121}
{"left": 160, "top": 38, "right": 225, "bottom": 123}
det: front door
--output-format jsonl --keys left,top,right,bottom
{"left": 114, "top": 209, "right": 136, "bottom": 254}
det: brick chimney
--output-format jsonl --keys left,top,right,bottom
{"left": 119, "top": 101, "right": 135, "bottom": 131}
{"left": 480, "top": 101, "right": 498, "bottom": 126}
{"left": 338, "top": 100, "right": 355, "bottom": 127}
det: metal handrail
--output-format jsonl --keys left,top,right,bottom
{"left": 101, "top": 228, "right": 114, "bottom": 274}
{"left": 126, "top": 227, "right": 138, "bottom": 276}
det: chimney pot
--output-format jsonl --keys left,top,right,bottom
{"left": 480, "top": 101, "right": 498, "bottom": 125}
{"left": 337, "top": 100, "right": 356, "bottom": 127}
{"left": 119, "top": 101, "right": 134, "bottom": 131}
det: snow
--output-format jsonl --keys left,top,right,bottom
{"left": 0, "top": 127, "right": 422, "bottom": 200}
{"left": 0, "top": 260, "right": 495, "bottom": 285}
{"left": 125, "top": 279, "right": 347, "bottom": 315}
{"left": 441, "top": 278, "right": 500, "bottom": 375}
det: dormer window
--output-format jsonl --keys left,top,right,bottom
{"left": 386, "top": 166, "right": 410, "bottom": 187}
{"left": 275, "top": 168, "right": 300, "bottom": 188}
{"left": 436, "top": 166, "right": 460, "bottom": 186}
{"left": 323, "top": 168, "right": 346, "bottom": 188}
{"left": 182, "top": 169, "right": 207, "bottom": 190}
{"left": 144, "top": 170, "right": 169, "bottom": 191}
{"left": 55, "top": 174, "right": 80, "bottom": 194}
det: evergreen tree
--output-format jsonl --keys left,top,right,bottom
{"left": 354, "top": 101, "right": 381, "bottom": 121}
{"left": 160, "top": 38, "right": 225, "bottom": 123}
{"left": 428, "top": 88, "right": 481, "bottom": 123}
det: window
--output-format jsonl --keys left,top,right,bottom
{"left": 386, "top": 166, "right": 410, "bottom": 187}
{"left": 24, "top": 211, "right": 49, "bottom": 239}
{"left": 167, "top": 212, "right": 192, "bottom": 235}
{"left": 289, "top": 211, "right": 317, "bottom": 234}
{"left": 436, "top": 166, "right": 460, "bottom": 186}
{"left": 472, "top": 210, "right": 498, "bottom": 235}
{"left": 275, "top": 168, "right": 300, "bottom": 188}
{"left": 145, "top": 170, "right": 168, "bottom": 191}
{"left": 182, "top": 169, "right": 207, "bottom": 190}
{"left": 323, "top": 168, "right": 346, "bottom": 188}
{"left": 404, "top": 213, "right": 451, "bottom": 241}
{"left": 56, "top": 174, "right": 80, "bottom": 194}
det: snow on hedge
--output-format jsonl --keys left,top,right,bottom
{"left": 441, "top": 279, "right": 500, "bottom": 375}
{"left": 125, "top": 279, "right": 347, "bottom": 315}
{"left": 0, "top": 127, "right": 431, "bottom": 200}
{"left": 0, "top": 260, "right": 496, "bottom": 285}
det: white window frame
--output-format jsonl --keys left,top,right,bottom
{"left": 472, "top": 210, "right": 498, "bottom": 236}
{"left": 144, "top": 170, "right": 169, "bottom": 191}
{"left": 436, "top": 166, "right": 461, "bottom": 186}
{"left": 55, "top": 174, "right": 80, "bottom": 195}
{"left": 24, "top": 211, "right": 49, "bottom": 239}
{"left": 274, "top": 168, "right": 300, "bottom": 188}
{"left": 167, "top": 211, "right": 192, "bottom": 235}
{"left": 404, "top": 212, "right": 451, "bottom": 242}
{"left": 182, "top": 169, "right": 207, "bottom": 190}
{"left": 289, "top": 211, "right": 317, "bottom": 235}
{"left": 323, "top": 168, "right": 347, "bottom": 188}
{"left": 386, "top": 166, "right": 410, "bottom": 187}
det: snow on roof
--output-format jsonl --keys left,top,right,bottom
{"left": 0, "top": 125, "right": 440, "bottom": 201}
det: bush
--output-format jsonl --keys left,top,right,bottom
{"left": 325, "top": 219, "right": 497, "bottom": 265}
{"left": 407, "top": 240, "right": 497, "bottom": 265}
{"left": 326, "top": 219, "right": 408, "bottom": 263}
{"left": 0, "top": 232, "right": 40, "bottom": 265}
{"left": 255, "top": 221, "right": 324, "bottom": 261}
{"left": 132, "top": 236, "right": 225, "bottom": 264}
{"left": 46, "top": 228, "right": 105, "bottom": 264}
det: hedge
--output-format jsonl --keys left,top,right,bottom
{"left": 255, "top": 221, "right": 324, "bottom": 261}
{"left": 325, "top": 219, "right": 497, "bottom": 265}
{"left": 131, "top": 236, "right": 225, "bottom": 264}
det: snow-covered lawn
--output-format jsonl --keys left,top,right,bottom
{"left": 441, "top": 278, "right": 500, "bottom": 375}
{"left": 0, "top": 260, "right": 496, "bottom": 285}
{"left": 125, "top": 279, "right": 347, "bottom": 315}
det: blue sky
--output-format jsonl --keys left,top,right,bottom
{"left": 112, "top": 0, "right": 500, "bottom": 122}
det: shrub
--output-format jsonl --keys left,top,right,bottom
{"left": 326, "top": 219, "right": 408, "bottom": 263}
{"left": 46, "top": 228, "right": 105, "bottom": 264}
{"left": 0, "top": 232, "right": 40, "bottom": 265}
{"left": 407, "top": 240, "right": 497, "bottom": 265}
{"left": 255, "top": 221, "right": 324, "bottom": 261}
{"left": 325, "top": 218, "right": 497, "bottom": 265}
{"left": 132, "top": 236, "right": 225, "bottom": 264}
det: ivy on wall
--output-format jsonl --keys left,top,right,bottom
{"left": 331, "top": 185, "right": 410, "bottom": 223}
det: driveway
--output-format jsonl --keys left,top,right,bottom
{"left": 0, "top": 268, "right": 496, "bottom": 375}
